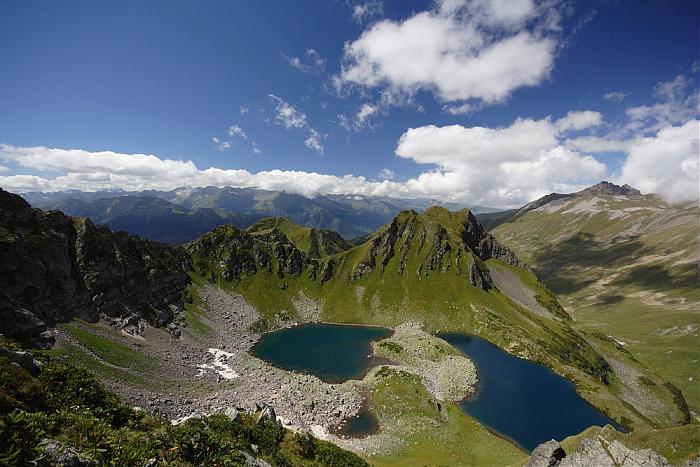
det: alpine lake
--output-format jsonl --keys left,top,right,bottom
{"left": 251, "top": 323, "right": 622, "bottom": 451}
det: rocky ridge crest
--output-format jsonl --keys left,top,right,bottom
{"left": 0, "top": 188, "right": 191, "bottom": 347}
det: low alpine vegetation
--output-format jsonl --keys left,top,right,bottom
{"left": 0, "top": 355, "right": 367, "bottom": 466}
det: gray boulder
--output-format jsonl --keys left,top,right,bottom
{"left": 241, "top": 450, "right": 273, "bottom": 467}
{"left": 528, "top": 436, "right": 672, "bottom": 467}
{"left": 0, "top": 347, "right": 42, "bottom": 374}
{"left": 527, "top": 440, "right": 566, "bottom": 467}
{"left": 256, "top": 404, "right": 278, "bottom": 425}
{"left": 38, "top": 438, "right": 95, "bottom": 466}
{"left": 224, "top": 407, "right": 240, "bottom": 421}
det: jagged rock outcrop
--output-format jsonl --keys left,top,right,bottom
{"left": 0, "top": 188, "right": 191, "bottom": 347}
{"left": 527, "top": 436, "right": 676, "bottom": 467}
{"left": 351, "top": 216, "right": 401, "bottom": 279}
{"left": 187, "top": 225, "right": 316, "bottom": 282}
{"left": 307, "top": 227, "right": 352, "bottom": 258}
{"left": 0, "top": 347, "right": 42, "bottom": 374}
{"left": 527, "top": 440, "right": 566, "bottom": 467}
{"left": 349, "top": 207, "right": 522, "bottom": 290}
{"left": 578, "top": 181, "right": 642, "bottom": 197}
{"left": 461, "top": 210, "right": 522, "bottom": 267}
{"left": 38, "top": 438, "right": 96, "bottom": 466}
{"left": 256, "top": 404, "right": 280, "bottom": 426}
{"left": 245, "top": 217, "right": 353, "bottom": 259}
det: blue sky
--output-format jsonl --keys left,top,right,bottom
{"left": 0, "top": 0, "right": 698, "bottom": 207}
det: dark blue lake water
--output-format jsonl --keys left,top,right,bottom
{"left": 250, "top": 323, "right": 392, "bottom": 383}
{"left": 252, "top": 324, "right": 622, "bottom": 449}
{"left": 331, "top": 406, "right": 379, "bottom": 438}
{"left": 439, "top": 332, "right": 624, "bottom": 451}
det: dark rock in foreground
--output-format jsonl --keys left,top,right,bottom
{"left": 526, "top": 435, "right": 693, "bottom": 467}
{"left": 0, "top": 188, "right": 191, "bottom": 347}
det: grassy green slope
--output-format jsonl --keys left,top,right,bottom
{"left": 188, "top": 206, "right": 691, "bottom": 433}
{"left": 366, "top": 367, "right": 528, "bottom": 466}
{"left": 488, "top": 193, "right": 700, "bottom": 413}
{"left": 246, "top": 217, "right": 353, "bottom": 258}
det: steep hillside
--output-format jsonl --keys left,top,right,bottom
{"left": 187, "top": 206, "right": 691, "bottom": 430}
{"left": 0, "top": 188, "right": 191, "bottom": 347}
{"left": 482, "top": 182, "right": 700, "bottom": 412}
{"left": 246, "top": 217, "right": 353, "bottom": 258}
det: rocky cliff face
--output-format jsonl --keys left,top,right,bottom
{"left": 577, "top": 181, "right": 642, "bottom": 197}
{"left": 188, "top": 225, "right": 315, "bottom": 282}
{"left": 306, "top": 227, "right": 352, "bottom": 258}
{"left": 190, "top": 208, "right": 526, "bottom": 294}
{"left": 349, "top": 208, "right": 523, "bottom": 290}
{"left": 527, "top": 434, "right": 696, "bottom": 467}
{"left": 245, "top": 217, "right": 353, "bottom": 259}
{"left": 0, "top": 188, "right": 191, "bottom": 347}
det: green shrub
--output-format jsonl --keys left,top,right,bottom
{"left": 315, "top": 441, "right": 368, "bottom": 467}
{"left": 0, "top": 410, "right": 44, "bottom": 466}
{"left": 0, "top": 357, "right": 46, "bottom": 415}
{"left": 0, "top": 356, "right": 366, "bottom": 466}
{"left": 251, "top": 420, "right": 286, "bottom": 456}
{"left": 378, "top": 341, "right": 404, "bottom": 354}
{"left": 294, "top": 432, "right": 317, "bottom": 458}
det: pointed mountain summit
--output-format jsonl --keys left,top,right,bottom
{"left": 245, "top": 217, "right": 353, "bottom": 259}
{"left": 479, "top": 181, "right": 645, "bottom": 230}
{"left": 577, "top": 181, "right": 642, "bottom": 197}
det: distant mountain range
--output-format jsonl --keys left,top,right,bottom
{"left": 18, "top": 186, "right": 500, "bottom": 242}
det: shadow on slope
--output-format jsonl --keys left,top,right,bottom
{"left": 532, "top": 233, "right": 652, "bottom": 295}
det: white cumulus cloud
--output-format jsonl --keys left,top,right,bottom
{"left": 625, "top": 75, "right": 699, "bottom": 134}
{"left": 270, "top": 95, "right": 308, "bottom": 129}
{"left": 394, "top": 117, "right": 607, "bottom": 206}
{"left": 283, "top": 49, "right": 326, "bottom": 73}
{"left": 555, "top": 110, "right": 603, "bottom": 132}
{"left": 228, "top": 125, "right": 247, "bottom": 140}
{"left": 337, "top": 0, "right": 559, "bottom": 107}
{"left": 339, "top": 103, "right": 380, "bottom": 132}
{"left": 269, "top": 95, "right": 325, "bottom": 154}
{"left": 351, "top": 1, "right": 383, "bottom": 23}
{"left": 379, "top": 168, "right": 395, "bottom": 180}
{"left": 304, "top": 129, "right": 326, "bottom": 155}
{"left": 603, "top": 91, "right": 626, "bottom": 102}
{"left": 617, "top": 120, "right": 699, "bottom": 204}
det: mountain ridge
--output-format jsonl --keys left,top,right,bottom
{"left": 0, "top": 188, "right": 192, "bottom": 347}
{"left": 481, "top": 182, "right": 700, "bottom": 413}
{"left": 18, "top": 186, "right": 499, "bottom": 240}
{"left": 479, "top": 181, "right": 649, "bottom": 231}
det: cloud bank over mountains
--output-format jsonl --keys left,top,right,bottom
{"left": 1, "top": 111, "right": 697, "bottom": 207}
{"left": 0, "top": 2, "right": 697, "bottom": 208}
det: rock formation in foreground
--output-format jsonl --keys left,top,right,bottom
{"left": 0, "top": 188, "right": 191, "bottom": 347}
{"left": 528, "top": 434, "right": 699, "bottom": 467}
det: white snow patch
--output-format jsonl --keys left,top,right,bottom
{"left": 560, "top": 197, "right": 604, "bottom": 215}
{"left": 171, "top": 412, "right": 208, "bottom": 425}
{"left": 656, "top": 324, "right": 698, "bottom": 336}
{"left": 311, "top": 424, "right": 331, "bottom": 441}
{"left": 197, "top": 348, "right": 239, "bottom": 379}
{"left": 608, "top": 336, "right": 626, "bottom": 346}
{"left": 533, "top": 198, "right": 571, "bottom": 214}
